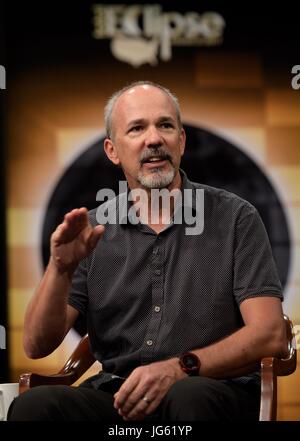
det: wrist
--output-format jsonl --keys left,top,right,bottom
{"left": 178, "top": 352, "right": 201, "bottom": 376}
{"left": 49, "top": 256, "right": 77, "bottom": 280}
{"left": 167, "top": 357, "right": 188, "bottom": 381}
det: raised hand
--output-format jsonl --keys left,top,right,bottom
{"left": 50, "top": 207, "right": 105, "bottom": 276}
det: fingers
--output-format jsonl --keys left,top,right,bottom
{"left": 63, "top": 208, "right": 89, "bottom": 239}
{"left": 50, "top": 208, "right": 105, "bottom": 275}
{"left": 114, "top": 374, "right": 161, "bottom": 421}
{"left": 53, "top": 208, "right": 104, "bottom": 245}
{"left": 114, "top": 376, "right": 139, "bottom": 411}
{"left": 120, "top": 399, "right": 149, "bottom": 421}
{"left": 115, "top": 387, "right": 161, "bottom": 421}
{"left": 51, "top": 208, "right": 87, "bottom": 243}
{"left": 85, "top": 225, "right": 105, "bottom": 251}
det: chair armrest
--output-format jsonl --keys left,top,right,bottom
{"left": 19, "top": 334, "right": 96, "bottom": 394}
{"left": 260, "top": 356, "right": 278, "bottom": 421}
{"left": 19, "top": 372, "right": 77, "bottom": 394}
{"left": 259, "top": 315, "right": 297, "bottom": 421}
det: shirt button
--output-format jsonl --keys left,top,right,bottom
{"left": 146, "top": 339, "right": 153, "bottom": 346}
{"left": 154, "top": 269, "right": 161, "bottom": 276}
{"left": 154, "top": 306, "right": 161, "bottom": 313}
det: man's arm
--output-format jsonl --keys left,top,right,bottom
{"left": 23, "top": 207, "right": 104, "bottom": 359}
{"left": 191, "top": 296, "right": 288, "bottom": 378}
{"left": 114, "top": 296, "right": 288, "bottom": 420}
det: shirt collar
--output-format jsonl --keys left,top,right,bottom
{"left": 117, "top": 168, "right": 198, "bottom": 225}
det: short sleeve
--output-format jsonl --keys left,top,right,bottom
{"left": 68, "top": 257, "right": 88, "bottom": 315}
{"left": 233, "top": 203, "right": 283, "bottom": 305}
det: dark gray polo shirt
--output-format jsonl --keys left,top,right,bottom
{"left": 68, "top": 171, "right": 282, "bottom": 386}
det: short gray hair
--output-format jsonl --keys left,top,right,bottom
{"left": 104, "top": 80, "right": 182, "bottom": 139}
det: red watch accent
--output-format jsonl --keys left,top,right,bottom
{"left": 179, "top": 352, "right": 201, "bottom": 376}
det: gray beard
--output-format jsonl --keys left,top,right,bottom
{"left": 137, "top": 167, "right": 176, "bottom": 189}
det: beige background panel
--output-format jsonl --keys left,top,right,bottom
{"left": 8, "top": 246, "right": 41, "bottom": 289}
{"left": 9, "top": 329, "right": 71, "bottom": 381}
{"left": 57, "top": 128, "right": 103, "bottom": 167}
{"left": 266, "top": 90, "right": 300, "bottom": 126}
{"left": 266, "top": 127, "right": 300, "bottom": 165}
{"left": 278, "top": 404, "right": 300, "bottom": 421}
{"left": 281, "top": 281, "right": 300, "bottom": 319}
{"left": 214, "top": 127, "right": 266, "bottom": 166}
{"left": 8, "top": 289, "right": 32, "bottom": 328}
{"left": 180, "top": 88, "right": 264, "bottom": 127}
{"left": 195, "top": 51, "right": 263, "bottom": 88}
{"left": 7, "top": 208, "right": 44, "bottom": 247}
{"left": 278, "top": 364, "right": 300, "bottom": 405}
{"left": 72, "top": 363, "right": 102, "bottom": 387}
{"left": 8, "top": 155, "right": 59, "bottom": 207}
{"left": 7, "top": 67, "right": 107, "bottom": 128}
{"left": 269, "top": 167, "right": 300, "bottom": 204}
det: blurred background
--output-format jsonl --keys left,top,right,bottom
{"left": 0, "top": 0, "right": 299, "bottom": 420}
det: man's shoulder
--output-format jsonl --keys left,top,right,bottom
{"left": 189, "top": 179, "right": 256, "bottom": 214}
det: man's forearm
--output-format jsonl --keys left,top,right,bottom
{"left": 23, "top": 258, "right": 73, "bottom": 358}
{"left": 192, "top": 321, "right": 287, "bottom": 378}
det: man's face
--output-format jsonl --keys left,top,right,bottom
{"left": 104, "top": 85, "right": 186, "bottom": 190}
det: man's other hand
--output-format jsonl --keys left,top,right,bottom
{"left": 113, "top": 358, "right": 187, "bottom": 421}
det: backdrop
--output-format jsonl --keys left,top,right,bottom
{"left": 3, "top": 1, "right": 300, "bottom": 420}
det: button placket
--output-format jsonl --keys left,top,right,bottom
{"left": 141, "top": 236, "right": 165, "bottom": 363}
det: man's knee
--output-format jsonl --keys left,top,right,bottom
{"left": 166, "top": 376, "right": 219, "bottom": 405}
{"left": 160, "top": 377, "right": 234, "bottom": 421}
{"left": 8, "top": 385, "right": 72, "bottom": 421}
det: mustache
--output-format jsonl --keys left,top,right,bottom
{"left": 140, "top": 147, "right": 173, "bottom": 164}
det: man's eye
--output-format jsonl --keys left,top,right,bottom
{"left": 160, "top": 122, "right": 173, "bottom": 129}
{"left": 130, "top": 126, "right": 142, "bottom": 132}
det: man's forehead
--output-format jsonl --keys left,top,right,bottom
{"left": 126, "top": 84, "right": 153, "bottom": 95}
{"left": 115, "top": 85, "right": 174, "bottom": 112}
{"left": 119, "top": 84, "right": 165, "bottom": 100}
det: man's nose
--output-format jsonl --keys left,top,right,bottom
{"left": 145, "top": 126, "right": 163, "bottom": 147}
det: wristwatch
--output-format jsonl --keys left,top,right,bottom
{"left": 179, "top": 352, "right": 201, "bottom": 376}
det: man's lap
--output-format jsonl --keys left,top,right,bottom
{"left": 8, "top": 376, "right": 260, "bottom": 421}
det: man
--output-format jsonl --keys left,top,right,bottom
{"left": 9, "top": 81, "right": 287, "bottom": 421}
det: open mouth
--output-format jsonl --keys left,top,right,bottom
{"left": 142, "top": 155, "right": 170, "bottom": 165}
{"left": 142, "top": 157, "right": 168, "bottom": 168}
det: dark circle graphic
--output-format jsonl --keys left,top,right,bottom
{"left": 41, "top": 124, "right": 291, "bottom": 336}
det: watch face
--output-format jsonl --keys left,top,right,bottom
{"left": 180, "top": 352, "right": 200, "bottom": 375}
{"left": 183, "top": 354, "right": 198, "bottom": 369}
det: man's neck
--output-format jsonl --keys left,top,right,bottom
{"left": 129, "top": 172, "right": 182, "bottom": 231}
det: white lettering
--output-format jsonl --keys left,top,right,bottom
{"left": 184, "top": 188, "right": 204, "bottom": 236}
{"left": 92, "top": 4, "right": 225, "bottom": 66}
{"left": 0, "top": 65, "right": 6, "bottom": 90}
{"left": 291, "top": 65, "right": 300, "bottom": 90}
{"left": 107, "top": 425, "right": 143, "bottom": 438}
{"left": 95, "top": 182, "right": 204, "bottom": 235}
{"left": 0, "top": 325, "right": 6, "bottom": 349}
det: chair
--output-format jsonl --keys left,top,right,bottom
{"left": 19, "top": 315, "right": 297, "bottom": 421}
{"left": 259, "top": 315, "right": 297, "bottom": 420}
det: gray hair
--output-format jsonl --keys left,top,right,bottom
{"left": 104, "top": 81, "right": 182, "bottom": 139}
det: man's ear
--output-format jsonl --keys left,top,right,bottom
{"left": 179, "top": 128, "right": 186, "bottom": 157}
{"left": 104, "top": 138, "right": 120, "bottom": 165}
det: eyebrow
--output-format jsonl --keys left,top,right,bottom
{"left": 126, "top": 116, "right": 176, "bottom": 127}
{"left": 126, "top": 118, "right": 146, "bottom": 127}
